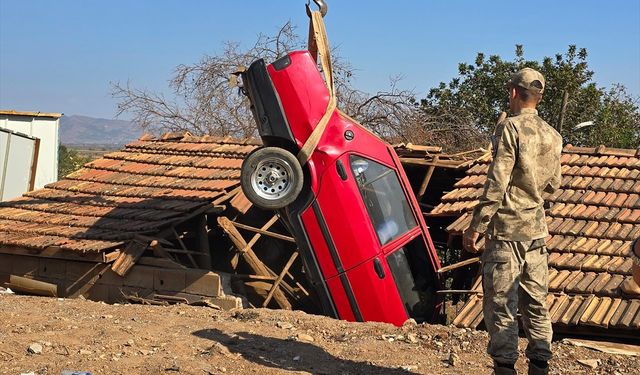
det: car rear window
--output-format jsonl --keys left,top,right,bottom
{"left": 350, "top": 155, "right": 417, "bottom": 246}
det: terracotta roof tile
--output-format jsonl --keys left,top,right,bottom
{"left": 0, "top": 134, "right": 254, "bottom": 253}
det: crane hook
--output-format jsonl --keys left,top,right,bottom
{"left": 306, "top": 0, "right": 328, "bottom": 17}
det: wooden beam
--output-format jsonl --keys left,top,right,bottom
{"left": 416, "top": 155, "right": 439, "bottom": 202}
{"left": 399, "top": 158, "right": 463, "bottom": 168}
{"left": 231, "top": 215, "right": 279, "bottom": 269}
{"left": 230, "top": 220, "right": 295, "bottom": 243}
{"left": 172, "top": 228, "right": 198, "bottom": 268}
{"left": 437, "top": 257, "right": 480, "bottom": 274}
{"left": 6, "top": 275, "right": 57, "bottom": 297}
{"left": 217, "top": 216, "right": 292, "bottom": 310}
{"left": 263, "top": 252, "right": 299, "bottom": 307}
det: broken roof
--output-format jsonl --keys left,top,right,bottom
{"left": 432, "top": 145, "right": 640, "bottom": 335}
{"left": 0, "top": 133, "right": 258, "bottom": 260}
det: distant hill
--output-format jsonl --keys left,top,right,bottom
{"left": 60, "top": 115, "right": 143, "bottom": 146}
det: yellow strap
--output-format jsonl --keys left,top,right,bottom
{"left": 297, "top": 10, "right": 337, "bottom": 165}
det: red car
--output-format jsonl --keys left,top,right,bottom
{"left": 240, "top": 50, "right": 441, "bottom": 326}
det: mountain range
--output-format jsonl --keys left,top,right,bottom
{"left": 60, "top": 115, "right": 143, "bottom": 146}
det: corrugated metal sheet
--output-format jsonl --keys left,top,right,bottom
{"left": 437, "top": 145, "right": 640, "bottom": 336}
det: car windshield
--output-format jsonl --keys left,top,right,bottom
{"left": 350, "top": 155, "right": 417, "bottom": 246}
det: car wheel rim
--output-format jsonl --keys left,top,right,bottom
{"left": 250, "top": 157, "right": 295, "bottom": 201}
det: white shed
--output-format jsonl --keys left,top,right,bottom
{"left": 0, "top": 110, "right": 62, "bottom": 190}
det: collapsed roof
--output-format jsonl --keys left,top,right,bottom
{"left": 0, "top": 133, "right": 258, "bottom": 260}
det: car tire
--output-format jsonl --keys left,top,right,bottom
{"left": 241, "top": 147, "right": 304, "bottom": 210}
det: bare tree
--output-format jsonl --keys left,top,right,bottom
{"left": 112, "top": 21, "right": 484, "bottom": 151}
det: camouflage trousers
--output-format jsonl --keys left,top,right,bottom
{"left": 481, "top": 239, "right": 553, "bottom": 365}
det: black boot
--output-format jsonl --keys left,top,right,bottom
{"left": 494, "top": 361, "right": 517, "bottom": 375}
{"left": 528, "top": 359, "right": 548, "bottom": 375}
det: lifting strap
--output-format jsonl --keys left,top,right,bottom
{"left": 296, "top": 10, "right": 337, "bottom": 166}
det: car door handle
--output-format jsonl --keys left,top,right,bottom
{"left": 373, "top": 258, "right": 385, "bottom": 279}
{"left": 336, "top": 160, "right": 348, "bottom": 180}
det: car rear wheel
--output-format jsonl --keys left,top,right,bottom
{"left": 241, "top": 147, "right": 303, "bottom": 210}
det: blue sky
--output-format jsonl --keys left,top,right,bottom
{"left": 1, "top": 0, "right": 639, "bottom": 119}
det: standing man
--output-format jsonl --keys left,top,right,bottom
{"left": 463, "top": 68, "right": 562, "bottom": 375}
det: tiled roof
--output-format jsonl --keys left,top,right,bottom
{"left": 434, "top": 145, "right": 640, "bottom": 335}
{"left": 0, "top": 133, "right": 259, "bottom": 257}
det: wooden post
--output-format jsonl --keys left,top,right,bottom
{"left": 28, "top": 138, "right": 40, "bottom": 192}
{"left": 416, "top": 155, "right": 439, "bottom": 202}
{"left": 197, "top": 215, "right": 212, "bottom": 270}
{"left": 262, "top": 252, "right": 299, "bottom": 307}
{"left": 218, "top": 216, "right": 292, "bottom": 310}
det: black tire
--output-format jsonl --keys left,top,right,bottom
{"left": 240, "top": 147, "right": 304, "bottom": 210}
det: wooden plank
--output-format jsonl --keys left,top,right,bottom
{"left": 416, "top": 155, "right": 438, "bottom": 201}
{"left": 233, "top": 274, "right": 277, "bottom": 281}
{"left": 437, "top": 257, "right": 480, "bottom": 274}
{"left": 104, "top": 250, "right": 121, "bottom": 263}
{"left": 218, "top": 216, "right": 291, "bottom": 310}
{"left": 263, "top": 252, "right": 299, "bottom": 307}
{"left": 111, "top": 238, "right": 148, "bottom": 277}
{"left": 230, "top": 220, "right": 295, "bottom": 243}
{"left": 66, "top": 263, "right": 111, "bottom": 298}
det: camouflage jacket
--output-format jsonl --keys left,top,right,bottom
{"left": 469, "top": 108, "right": 563, "bottom": 241}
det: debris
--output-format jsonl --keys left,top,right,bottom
{"left": 295, "top": 333, "right": 314, "bottom": 342}
{"left": 577, "top": 359, "right": 600, "bottom": 369}
{"left": 562, "top": 338, "right": 640, "bottom": 356}
{"left": 0, "top": 287, "right": 14, "bottom": 294}
{"left": 448, "top": 353, "right": 460, "bottom": 367}
{"left": 60, "top": 371, "right": 91, "bottom": 375}
{"left": 406, "top": 333, "right": 419, "bottom": 344}
{"left": 78, "top": 349, "right": 92, "bottom": 355}
{"left": 27, "top": 343, "right": 43, "bottom": 355}
{"left": 293, "top": 355, "right": 301, "bottom": 361}
{"left": 402, "top": 318, "right": 417, "bottom": 328}
{"left": 232, "top": 310, "right": 259, "bottom": 321}
{"left": 276, "top": 321, "right": 294, "bottom": 329}
{"left": 165, "top": 362, "right": 180, "bottom": 372}
{"left": 400, "top": 365, "right": 418, "bottom": 371}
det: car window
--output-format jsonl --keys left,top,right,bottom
{"left": 350, "top": 155, "right": 417, "bottom": 246}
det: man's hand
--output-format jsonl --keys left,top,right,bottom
{"left": 463, "top": 228, "right": 481, "bottom": 253}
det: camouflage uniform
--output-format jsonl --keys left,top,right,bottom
{"left": 468, "top": 68, "right": 563, "bottom": 366}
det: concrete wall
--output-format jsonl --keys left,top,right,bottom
{"left": 0, "top": 114, "right": 59, "bottom": 189}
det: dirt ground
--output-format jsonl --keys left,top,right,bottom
{"left": 0, "top": 294, "right": 637, "bottom": 375}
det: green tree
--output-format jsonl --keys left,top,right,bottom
{"left": 422, "top": 45, "right": 639, "bottom": 148}
{"left": 58, "top": 145, "right": 91, "bottom": 180}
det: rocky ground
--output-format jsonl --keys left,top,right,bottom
{"left": 0, "top": 294, "right": 637, "bottom": 375}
